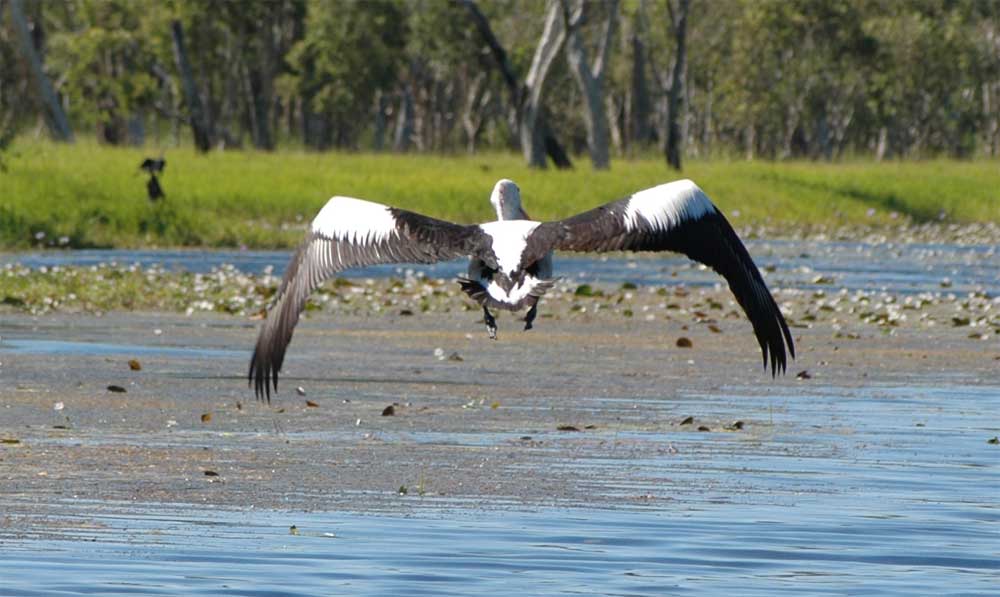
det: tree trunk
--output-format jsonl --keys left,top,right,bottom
{"left": 171, "top": 20, "right": 213, "bottom": 152}
{"left": 561, "top": 0, "right": 618, "bottom": 170}
{"left": 629, "top": 5, "right": 652, "bottom": 149}
{"left": 664, "top": 0, "right": 689, "bottom": 170}
{"left": 9, "top": 0, "right": 73, "bottom": 142}
{"left": 373, "top": 90, "right": 388, "bottom": 151}
{"left": 460, "top": 0, "right": 572, "bottom": 169}
{"left": 521, "top": 0, "right": 567, "bottom": 168}
{"left": 393, "top": 86, "right": 414, "bottom": 152}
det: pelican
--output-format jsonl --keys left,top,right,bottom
{"left": 250, "top": 179, "right": 794, "bottom": 400}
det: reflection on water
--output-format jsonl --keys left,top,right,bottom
{"left": 3, "top": 239, "right": 999, "bottom": 295}
{"left": 2, "top": 384, "right": 997, "bottom": 596}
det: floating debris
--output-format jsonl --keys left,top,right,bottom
{"left": 128, "top": 359, "right": 142, "bottom": 371}
{"left": 447, "top": 351, "right": 463, "bottom": 362}
{"left": 988, "top": 437, "right": 999, "bottom": 445}
{"left": 289, "top": 525, "right": 299, "bottom": 535}
{"left": 796, "top": 370, "right": 812, "bottom": 380}
{"left": 679, "top": 416, "right": 694, "bottom": 425}
{"left": 398, "top": 485, "right": 408, "bottom": 495}
{"left": 203, "top": 470, "right": 219, "bottom": 477}
{"left": 381, "top": 405, "right": 395, "bottom": 416}
{"left": 306, "top": 400, "right": 319, "bottom": 408}
{"left": 200, "top": 412, "right": 212, "bottom": 423}
{"left": 1, "top": 438, "right": 20, "bottom": 445}
{"left": 296, "top": 386, "right": 307, "bottom": 396}
{"left": 107, "top": 385, "right": 127, "bottom": 393}
{"left": 676, "top": 337, "right": 693, "bottom": 348}
{"left": 697, "top": 425, "right": 710, "bottom": 432}
{"left": 556, "top": 425, "right": 581, "bottom": 432}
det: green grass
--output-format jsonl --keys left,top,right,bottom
{"left": 1, "top": 138, "right": 998, "bottom": 249}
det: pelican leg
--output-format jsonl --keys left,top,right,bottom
{"left": 483, "top": 306, "right": 498, "bottom": 340}
{"left": 523, "top": 303, "right": 538, "bottom": 331}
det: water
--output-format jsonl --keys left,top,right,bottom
{"left": 3, "top": 239, "right": 998, "bottom": 295}
{"left": 2, "top": 383, "right": 997, "bottom": 595}
{"left": 2, "top": 244, "right": 999, "bottom": 594}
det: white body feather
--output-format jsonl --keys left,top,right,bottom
{"left": 478, "top": 220, "right": 541, "bottom": 275}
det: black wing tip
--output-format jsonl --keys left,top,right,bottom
{"left": 248, "top": 350, "right": 277, "bottom": 404}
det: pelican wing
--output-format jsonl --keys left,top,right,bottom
{"left": 250, "top": 196, "right": 490, "bottom": 400}
{"left": 531, "top": 180, "right": 794, "bottom": 375}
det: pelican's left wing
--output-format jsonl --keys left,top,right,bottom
{"left": 250, "top": 196, "right": 491, "bottom": 401}
{"left": 530, "top": 179, "right": 794, "bottom": 375}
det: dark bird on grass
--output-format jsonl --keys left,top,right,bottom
{"left": 140, "top": 157, "right": 166, "bottom": 201}
{"left": 140, "top": 157, "right": 166, "bottom": 174}
{"left": 249, "top": 179, "right": 794, "bottom": 400}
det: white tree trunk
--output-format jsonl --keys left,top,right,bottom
{"left": 521, "top": 0, "right": 566, "bottom": 168}
{"left": 562, "top": 0, "right": 618, "bottom": 170}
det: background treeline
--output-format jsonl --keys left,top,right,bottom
{"left": 2, "top": 0, "right": 999, "bottom": 168}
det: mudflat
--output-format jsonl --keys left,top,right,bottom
{"left": 2, "top": 278, "right": 996, "bottom": 536}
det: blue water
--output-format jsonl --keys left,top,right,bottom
{"left": 3, "top": 239, "right": 998, "bottom": 295}
{"left": 2, "top": 384, "right": 997, "bottom": 596}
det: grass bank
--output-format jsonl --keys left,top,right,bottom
{"left": 2, "top": 138, "right": 998, "bottom": 249}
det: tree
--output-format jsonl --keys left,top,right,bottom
{"left": 8, "top": 0, "right": 73, "bottom": 142}
{"left": 561, "top": 0, "right": 618, "bottom": 170}
{"left": 461, "top": 0, "right": 572, "bottom": 168}
{"left": 664, "top": 0, "right": 689, "bottom": 170}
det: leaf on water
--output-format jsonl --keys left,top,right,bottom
{"left": 399, "top": 309, "right": 414, "bottom": 316}
{"left": 707, "top": 324, "right": 722, "bottom": 333}
{"left": 200, "top": 412, "right": 212, "bottom": 423}
{"left": 128, "top": 359, "right": 142, "bottom": 371}
{"left": 988, "top": 437, "right": 999, "bottom": 445}
{"left": 697, "top": 425, "right": 710, "bottom": 432}
{"left": 306, "top": 400, "right": 319, "bottom": 408}
{"left": 676, "top": 337, "right": 693, "bottom": 348}
{"left": 52, "top": 425, "right": 69, "bottom": 430}
{"left": 203, "top": 470, "right": 219, "bottom": 476}
{"left": 382, "top": 405, "right": 395, "bottom": 416}
{"left": 289, "top": 525, "right": 299, "bottom": 535}
{"left": 490, "top": 401, "right": 500, "bottom": 409}
{"left": 107, "top": 385, "right": 127, "bottom": 393}
{"left": 296, "top": 386, "right": 307, "bottom": 396}
{"left": 584, "top": 424, "right": 597, "bottom": 429}
{"left": 730, "top": 420, "right": 745, "bottom": 430}
{"left": 398, "top": 485, "right": 408, "bottom": 495}
{"left": 1, "top": 438, "right": 20, "bottom": 444}
{"left": 556, "top": 425, "right": 580, "bottom": 432}
{"left": 680, "top": 416, "right": 694, "bottom": 425}
{"left": 796, "top": 370, "right": 812, "bottom": 380}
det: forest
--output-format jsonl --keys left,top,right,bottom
{"left": 2, "top": 0, "right": 1000, "bottom": 170}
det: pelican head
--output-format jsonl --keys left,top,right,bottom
{"left": 490, "top": 179, "right": 524, "bottom": 221}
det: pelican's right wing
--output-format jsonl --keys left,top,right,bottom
{"left": 250, "top": 196, "right": 491, "bottom": 401}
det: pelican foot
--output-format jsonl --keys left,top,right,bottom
{"left": 484, "top": 307, "right": 498, "bottom": 340}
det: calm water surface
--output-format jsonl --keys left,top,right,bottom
{"left": 2, "top": 383, "right": 997, "bottom": 596}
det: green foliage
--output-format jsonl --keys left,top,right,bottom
{"left": 1, "top": 139, "right": 998, "bottom": 250}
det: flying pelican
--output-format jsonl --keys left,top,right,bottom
{"left": 249, "top": 179, "right": 794, "bottom": 400}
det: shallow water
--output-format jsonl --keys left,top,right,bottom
{"left": 2, "top": 243, "right": 999, "bottom": 594}
{"left": 2, "top": 383, "right": 997, "bottom": 595}
{"left": 3, "top": 238, "right": 998, "bottom": 295}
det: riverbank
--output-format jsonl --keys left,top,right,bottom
{"left": 3, "top": 139, "right": 999, "bottom": 249}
